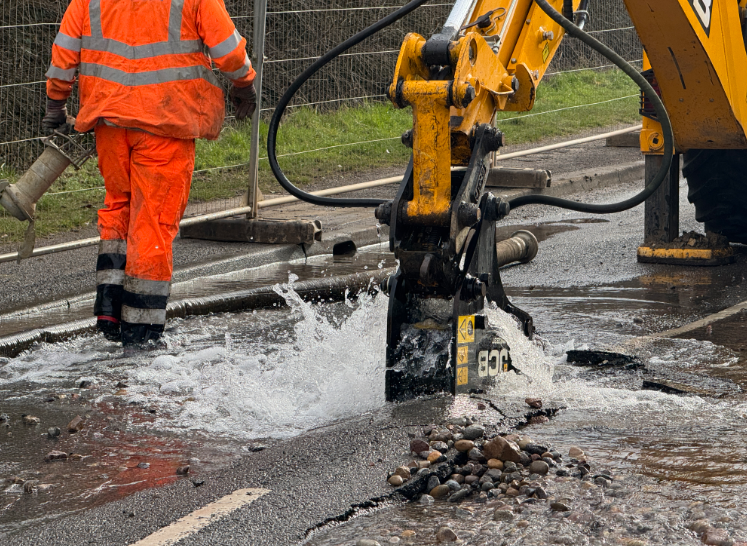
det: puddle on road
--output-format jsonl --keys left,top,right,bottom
{"left": 510, "top": 263, "right": 747, "bottom": 350}
{"left": 674, "top": 312, "right": 747, "bottom": 387}
{"left": 0, "top": 285, "right": 388, "bottom": 536}
{"left": 494, "top": 218, "right": 607, "bottom": 245}
{"left": 0, "top": 397, "right": 237, "bottom": 536}
{"left": 3, "top": 215, "right": 747, "bottom": 541}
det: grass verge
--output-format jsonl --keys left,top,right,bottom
{"left": 1, "top": 68, "right": 639, "bottom": 243}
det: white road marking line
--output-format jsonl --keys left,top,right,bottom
{"left": 130, "top": 488, "right": 270, "bottom": 546}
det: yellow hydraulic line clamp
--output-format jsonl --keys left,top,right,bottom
{"left": 638, "top": 53, "right": 666, "bottom": 156}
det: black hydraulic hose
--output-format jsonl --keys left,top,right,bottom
{"left": 508, "top": 0, "right": 674, "bottom": 213}
{"left": 563, "top": 0, "right": 574, "bottom": 21}
{"left": 267, "top": 0, "right": 432, "bottom": 208}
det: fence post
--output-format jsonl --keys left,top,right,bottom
{"left": 246, "top": 0, "right": 267, "bottom": 219}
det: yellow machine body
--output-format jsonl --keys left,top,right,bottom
{"left": 629, "top": 0, "right": 747, "bottom": 153}
{"left": 390, "top": 0, "right": 747, "bottom": 203}
{"left": 389, "top": 0, "right": 583, "bottom": 226}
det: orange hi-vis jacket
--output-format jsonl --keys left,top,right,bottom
{"left": 46, "top": 0, "right": 256, "bottom": 140}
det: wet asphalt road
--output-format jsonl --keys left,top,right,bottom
{"left": 5, "top": 397, "right": 538, "bottom": 546}
{"left": 0, "top": 139, "right": 639, "bottom": 315}
{"left": 502, "top": 178, "right": 700, "bottom": 287}
{"left": 7, "top": 170, "right": 747, "bottom": 545}
{"left": 501, "top": 178, "right": 747, "bottom": 322}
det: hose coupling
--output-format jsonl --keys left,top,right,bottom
{"left": 375, "top": 201, "right": 393, "bottom": 225}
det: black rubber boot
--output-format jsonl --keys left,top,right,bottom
{"left": 121, "top": 322, "right": 166, "bottom": 354}
{"left": 96, "top": 318, "right": 121, "bottom": 342}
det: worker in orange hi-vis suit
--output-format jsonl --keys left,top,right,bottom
{"left": 43, "top": 0, "right": 256, "bottom": 348}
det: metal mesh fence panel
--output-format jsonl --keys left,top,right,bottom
{"left": 1, "top": 0, "right": 642, "bottom": 246}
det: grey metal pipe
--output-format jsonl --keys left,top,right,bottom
{"left": 245, "top": 0, "right": 267, "bottom": 219}
{"left": 0, "top": 147, "right": 71, "bottom": 221}
{"left": 494, "top": 229, "right": 539, "bottom": 267}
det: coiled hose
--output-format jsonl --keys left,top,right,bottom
{"left": 268, "top": 0, "right": 674, "bottom": 215}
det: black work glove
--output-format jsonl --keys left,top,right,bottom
{"left": 230, "top": 83, "right": 257, "bottom": 121}
{"left": 42, "top": 98, "right": 69, "bottom": 135}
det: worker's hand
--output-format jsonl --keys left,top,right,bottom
{"left": 230, "top": 83, "right": 257, "bottom": 121}
{"left": 42, "top": 98, "right": 70, "bottom": 135}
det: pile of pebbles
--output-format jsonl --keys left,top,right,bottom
{"left": 387, "top": 419, "right": 597, "bottom": 508}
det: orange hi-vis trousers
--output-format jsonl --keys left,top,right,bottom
{"left": 93, "top": 124, "right": 194, "bottom": 345}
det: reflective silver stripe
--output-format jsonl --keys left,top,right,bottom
{"left": 209, "top": 29, "right": 241, "bottom": 59}
{"left": 54, "top": 32, "right": 82, "bottom": 52}
{"left": 81, "top": 36, "right": 202, "bottom": 59}
{"left": 99, "top": 239, "right": 127, "bottom": 255}
{"left": 124, "top": 276, "right": 171, "bottom": 297}
{"left": 222, "top": 54, "right": 251, "bottom": 80}
{"left": 168, "top": 0, "right": 186, "bottom": 42}
{"left": 45, "top": 65, "right": 77, "bottom": 81}
{"left": 85, "top": 0, "right": 201, "bottom": 59}
{"left": 96, "top": 269, "right": 125, "bottom": 286}
{"left": 89, "top": 0, "right": 103, "bottom": 39}
{"left": 122, "top": 305, "right": 167, "bottom": 325}
{"left": 80, "top": 62, "right": 220, "bottom": 87}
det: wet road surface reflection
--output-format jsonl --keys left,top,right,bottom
{"left": 3, "top": 217, "right": 747, "bottom": 541}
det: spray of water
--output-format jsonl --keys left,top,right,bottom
{"left": 2, "top": 281, "right": 742, "bottom": 442}
{"left": 126, "top": 281, "right": 388, "bottom": 439}
{"left": 482, "top": 302, "right": 731, "bottom": 423}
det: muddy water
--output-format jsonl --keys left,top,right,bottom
{"left": 676, "top": 311, "right": 747, "bottom": 388}
{"left": 3, "top": 217, "right": 747, "bottom": 540}
{"left": 304, "top": 307, "right": 747, "bottom": 545}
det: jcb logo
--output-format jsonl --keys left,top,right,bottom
{"left": 477, "top": 349, "right": 509, "bottom": 377}
{"left": 689, "top": 0, "right": 712, "bottom": 36}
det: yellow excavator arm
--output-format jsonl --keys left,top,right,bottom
{"left": 387, "top": 0, "right": 584, "bottom": 224}
{"left": 388, "top": 0, "right": 747, "bottom": 209}
{"left": 376, "top": 0, "right": 747, "bottom": 400}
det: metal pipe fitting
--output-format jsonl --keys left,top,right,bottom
{"left": 0, "top": 147, "right": 70, "bottom": 221}
{"left": 0, "top": 132, "right": 95, "bottom": 222}
{"left": 494, "top": 229, "right": 539, "bottom": 267}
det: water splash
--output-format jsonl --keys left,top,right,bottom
{"left": 484, "top": 303, "right": 556, "bottom": 394}
{"left": 126, "top": 282, "right": 388, "bottom": 439}
{"left": 482, "top": 302, "right": 730, "bottom": 424}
